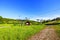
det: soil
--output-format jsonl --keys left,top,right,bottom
{"left": 28, "top": 26, "right": 60, "bottom": 40}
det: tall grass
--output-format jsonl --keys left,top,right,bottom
{"left": 0, "top": 24, "right": 45, "bottom": 40}
{"left": 52, "top": 25, "right": 60, "bottom": 38}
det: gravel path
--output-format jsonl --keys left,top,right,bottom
{"left": 28, "top": 27, "right": 60, "bottom": 40}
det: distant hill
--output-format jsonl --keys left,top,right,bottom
{"left": 0, "top": 16, "right": 40, "bottom": 25}
{"left": 42, "top": 17, "right": 60, "bottom": 25}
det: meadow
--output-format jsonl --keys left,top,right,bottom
{"left": 51, "top": 25, "right": 60, "bottom": 38}
{"left": 0, "top": 24, "right": 45, "bottom": 40}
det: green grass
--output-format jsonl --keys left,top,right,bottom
{"left": 0, "top": 24, "right": 45, "bottom": 40}
{"left": 52, "top": 25, "right": 60, "bottom": 38}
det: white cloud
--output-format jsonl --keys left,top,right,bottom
{"left": 30, "top": 14, "right": 60, "bottom": 21}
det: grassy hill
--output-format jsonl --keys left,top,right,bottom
{"left": 42, "top": 17, "right": 60, "bottom": 25}
{"left": 0, "top": 16, "right": 41, "bottom": 25}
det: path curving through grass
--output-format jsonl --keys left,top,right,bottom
{"left": 28, "top": 26, "right": 60, "bottom": 40}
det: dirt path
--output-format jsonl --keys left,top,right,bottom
{"left": 28, "top": 26, "right": 60, "bottom": 40}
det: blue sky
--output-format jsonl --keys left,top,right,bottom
{"left": 0, "top": 0, "right": 60, "bottom": 20}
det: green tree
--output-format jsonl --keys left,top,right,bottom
{"left": 0, "top": 16, "right": 3, "bottom": 23}
{"left": 0, "top": 16, "right": 3, "bottom": 19}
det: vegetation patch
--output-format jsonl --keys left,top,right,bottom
{"left": 51, "top": 25, "right": 60, "bottom": 38}
{"left": 0, "top": 24, "right": 45, "bottom": 40}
